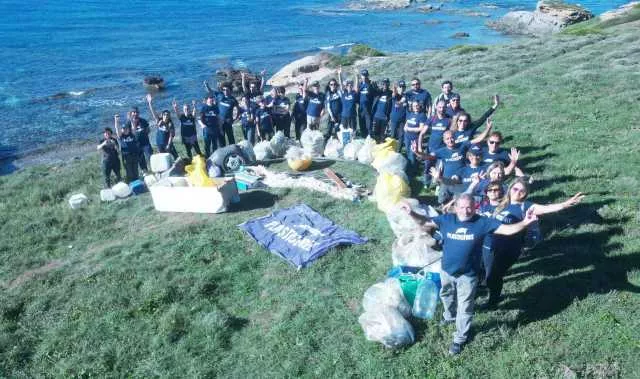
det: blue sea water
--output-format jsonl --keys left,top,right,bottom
{"left": 0, "top": 0, "right": 629, "bottom": 159}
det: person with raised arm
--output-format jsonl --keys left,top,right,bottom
{"left": 241, "top": 70, "right": 265, "bottom": 107}
{"left": 125, "top": 105, "right": 152, "bottom": 173}
{"left": 96, "top": 127, "right": 121, "bottom": 188}
{"left": 355, "top": 68, "right": 376, "bottom": 138}
{"left": 292, "top": 80, "right": 308, "bottom": 140}
{"left": 399, "top": 193, "right": 540, "bottom": 355}
{"left": 450, "top": 95, "right": 499, "bottom": 145}
{"left": 304, "top": 79, "right": 325, "bottom": 130}
{"left": 481, "top": 178, "right": 584, "bottom": 309}
{"left": 204, "top": 81, "right": 240, "bottom": 147}
{"left": 198, "top": 93, "right": 220, "bottom": 157}
{"left": 324, "top": 77, "right": 342, "bottom": 142}
{"left": 337, "top": 66, "right": 358, "bottom": 133}
{"left": 173, "top": 98, "right": 202, "bottom": 159}
{"left": 146, "top": 94, "right": 178, "bottom": 158}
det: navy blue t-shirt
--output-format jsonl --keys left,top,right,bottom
{"left": 240, "top": 105, "right": 256, "bottom": 129}
{"left": 404, "top": 112, "right": 427, "bottom": 139}
{"left": 325, "top": 91, "right": 342, "bottom": 119}
{"left": 119, "top": 132, "right": 139, "bottom": 155}
{"left": 490, "top": 201, "right": 533, "bottom": 252}
{"left": 481, "top": 147, "right": 511, "bottom": 167}
{"left": 272, "top": 96, "right": 291, "bottom": 117}
{"left": 433, "top": 213, "right": 502, "bottom": 276}
{"left": 406, "top": 89, "right": 432, "bottom": 112}
{"left": 200, "top": 104, "right": 219, "bottom": 129}
{"left": 306, "top": 92, "right": 325, "bottom": 117}
{"left": 179, "top": 114, "right": 197, "bottom": 138}
{"left": 427, "top": 115, "right": 450, "bottom": 152}
{"left": 216, "top": 94, "right": 238, "bottom": 122}
{"left": 445, "top": 105, "right": 466, "bottom": 119}
{"left": 390, "top": 94, "right": 406, "bottom": 122}
{"left": 155, "top": 120, "right": 174, "bottom": 147}
{"left": 453, "top": 126, "right": 482, "bottom": 145}
{"left": 256, "top": 108, "right": 273, "bottom": 132}
{"left": 432, "top": 141, "right": 471, "bottom": 178}
{"left": 358, "top": 81, "right": 375, "bottom": 109}
{"left": 456, "top": 165, "right": 484, "bottom": 189}
{"left": 293, "top": 94, "right": 308, "bottom": 119}
{"left": 373, "top": 90, "right": 392, "bottom": 120}
{"left": 340, "top": 90, "right": 358, "bottom": 117}
{"left": 126, "top": 118, "right": 150, "bottom": 147}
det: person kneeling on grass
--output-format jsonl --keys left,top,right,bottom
{"left": 97, "top": 127, "right": 121, "bottom": 188}
{"left": 400, "top": 193, "right": 538, "bottom": 355}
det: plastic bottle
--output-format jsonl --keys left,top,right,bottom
{"left": 412, "top": 278, "right": 439, "bottom": 320}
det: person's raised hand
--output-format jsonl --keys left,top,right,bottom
{"left": 564, "top": 192, "right": 585, "bottom": 208}
{"left": 146, "top": 93, "right": 152, "bottom": 103}
{"left": 429, "top": 166, "right": 441, "bottom": 181}
{"left": 486, "top": 117, "right": 493, "bottom": 130}
{"left": 410, "top": 140, "right": 418, "bottom": 153}
{"left": 493, "top": 94, "right": 500, "bottom": 109}
{"left": 509, "top": 147, "right": 520, "bottom": 163}
{"left": 524, "top": 206, "right": 539, "bottom": 224}
{"left": 172, "top": 98, "right": 178, "bottom": 109}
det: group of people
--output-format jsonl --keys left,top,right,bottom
{"left": 95, "top": 67, "right": 586, "bottom": 357}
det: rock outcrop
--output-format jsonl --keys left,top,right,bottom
{"left": 600, "top": 1, "right": 640, "bottom": 22}
{"left": 489, "top": 1, "right": 593, "bottom": 36}
{"left": 267, "top": 53, "right": 335, "bottom": 92}
{"left": 347, "top": 0, "right": 412, "bottom": 10}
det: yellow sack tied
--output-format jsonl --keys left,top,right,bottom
{"left": 374, "top": 171, "right": 410, "bottom": 213}
{"left": 185, "top": 156, "right": 215, "bottom": 187}
{"left": 371, "top": 138, "right": 399, "bottom": 170}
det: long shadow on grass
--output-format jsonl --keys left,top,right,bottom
{"left": 230, "top": 190, "right": 278, "bottom": 212}
{"left": 497, "top": 200, "right": 640, "bottom": 325}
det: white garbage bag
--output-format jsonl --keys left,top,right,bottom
{"left": 343, "top": 139, "right": 365, "bottom": 161}
{"left": 357, "top": 136, "right": 376, "bottom": 164}
{"left": 391, "top": 234, "right": 441, "bottom": 268}
{"left": 323, "top": 137, "right": 343, "bottom": 159}
{"left": 300, "top": 128, "right": 324, "bottom": 157}
{"left": 254, "top": 141, "right": 274, "bottom": 161}
{"left": 362, "top": 278, "right": 411, "bottom": 318}
{"left": 270, "top": 131, "right": 287, "bottom": 157}
{"left": 358, "top": 307, "right": 415, "bottom": 349}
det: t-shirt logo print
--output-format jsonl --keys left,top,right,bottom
{"left": 455, "top": 227, "right": 468, "bottom": 234}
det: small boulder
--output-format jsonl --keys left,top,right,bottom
{"left": 451, "top": 32, "right": 470, "bottom": 38}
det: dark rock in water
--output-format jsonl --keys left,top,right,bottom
{"left": 488, "top": 0, "right": 593, "bottom": 36}
{"left": 417, "top": 3, "right": 442, "bottom": 12}
{"left": 143, "top": 76, "right": 165, "bottom": 90}
{"left": 451, "top": 32, "right": 470, "bottom": 38}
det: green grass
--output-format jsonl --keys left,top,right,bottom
{"left": 327, "top": 43, "right": 386, "bottom": 68}
{"left": 447, "top": 44, "right": 489, "bottom": 55}
{"left": 2, "top": 16, "right": 640, "bottom": 379}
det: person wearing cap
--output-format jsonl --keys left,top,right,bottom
{"left": 304, "top": 78, "right": 325, "bottom": 130}
{"left": 125, "top": 105, "right": 152, "bottom": 173}
{"left": 97, "top": 127, "right": 121, "bottom": 188}
{"left": 337, "top": 67, "right": 358, "bottom": 132}
{"left": 372, "top": 78, "right": 393, "bottom": 142}
{"left": 114, "top": 114, "right": 140, "bottom": 183}
{"left": 480, "top": 131, "right": 524, "bottom": 177}
{"left": 204, "top": 81, "right": 240, "bottom": 147}
{"left": 413, "top": 125, "right": 492, "bottom": 204}
{"left": 451, "top": 95, "right": 500, "bottom": 145}
{"left": 355, "top": 68, "right": 377, "bottom": 138}
{"left": 405, "top": 78, "right": 432, "bottom": 117}
{"left": 428, "top": 145, "right": 486, "bottom": 203}
{"left": 173, "top": 98, "right": 202, "bottom": 159}
{"left": 239, "top": 96, "right": 258, "bottom": 145}
{"left": 146, "top": 94, "right": 179, "bottom": 159}
{"left": 399, "top": 193, "right": 540, "bottom": 355}
{"left": 435, "top": 80, "right": 459, "bottom": 108}
{"left": 389, "top": 80, "right": 408, "bottom": 147}
{"left": 324, "top": 78, "right": 342, "bottom": 142}
{"left": 292, "top": 81, "right": 308, "bottom": 140}
{"left": 198, "top": 94, "right": 220, "bottom": 157}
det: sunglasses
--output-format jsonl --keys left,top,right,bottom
{"left": 451, "top": 99, "right": 460, "bottom": 102}
{"left": 457, "top": 119, "right": 468, "bottom": 123}
{"left": 511, "top": 187, "right": 526, "bottom": 193}
{"left": 487, "top": 188, "right": 501, "bottom": 192}
{"left": 488, "top": 140, "right": 501, "bottom": 144}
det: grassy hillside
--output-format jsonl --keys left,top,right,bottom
{"left": 2, "top": 17, "right": 640, "bottom": 378}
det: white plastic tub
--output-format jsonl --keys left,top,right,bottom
{"left": 149, "top": 178, "right": 238, "bottom": 213}
{"left": 68, "top": 193, "right": 88, "bottom": 209}
{"left": 100, "top": 189, "right": 116, "bottom": 202}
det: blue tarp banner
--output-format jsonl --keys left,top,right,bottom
{"left": 239, "top": 204, "right": 368, "bottom": 268}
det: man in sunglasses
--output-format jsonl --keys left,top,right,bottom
{"left": 482, "top": 131, "right": 524, "bottom": 176}
{"left": 405, "top": 78, "right": 432, "bottom": 117}
{"left": 445, "top": 93, "right": 465, "bottom": 118}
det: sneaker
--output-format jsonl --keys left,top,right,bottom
{"left": 439, "top": 318, "right": 455, "bottom": 327}
{"left": 449, "top": 342, "right": 463, "bottom": 355}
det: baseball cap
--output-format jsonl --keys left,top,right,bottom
{"left": 397, "top": 80, "right": 406, "bottom": 87}
{"left": 360, "top": 69, "right": 369, "bottom": 77}
{"left": 450, "top": 93, "right": 461, "bottom": 101}
{"left": 311, "top": 80, "right": 320, "bottom": 87}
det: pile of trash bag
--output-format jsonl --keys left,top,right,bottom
{"left": 343, "top": 139, "right": 365, "bottom": 161}
{"left": 323, "top": 137, "right": 343, "bottom": 159}
{"left": 254, "top": 140, "right": 274, "bottom": 161}
{"left": 301, "top": 128, "right": 324, "bottom": 157}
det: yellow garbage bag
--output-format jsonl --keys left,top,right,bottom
{"left": 372, "top": 138, "right": 399, "bottom": 170}
{"left": 375, "top": 171, "right": 410, "bottom": 213}
{"left": 185, "top": 156, "right": 215, "bottom": 187}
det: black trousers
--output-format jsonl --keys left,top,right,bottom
{"left": 102, "top": 158, "right": 121, "bottom": 188}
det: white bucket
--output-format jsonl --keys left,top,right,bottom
{"left": 100, "top": 189, "right": 116, "bottom": 202}
{"left": 68, "top": 193, "right": 88, "bottom": 209}
{"left": 150, "top": 153, "right": 174, "bottom": 173}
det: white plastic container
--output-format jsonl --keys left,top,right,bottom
{"left": 143, "top": 174, "right": 158, "bottom": 188}
{"left": 68, "top": 193, "right": 89, "bottom": 209}
{"left": 112, "top": 182, "right": 132, "bottom": 198}
{"left": 150, "top": 153, "right": 174, "bottom": 173}
{"left": 100, "top": 189, "right": 116, "bottom": 202}
{"left": 149, "top": 179, "right": 238, "bottom": 213}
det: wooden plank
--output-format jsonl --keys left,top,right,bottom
{"left": 323, "top": 168, "right": 347, "bottom": 189}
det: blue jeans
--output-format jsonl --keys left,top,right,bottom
{"left": 390, "top": 118, "right": 405, "bottom": 148}
{"left": 358, "top": 105, "right": 372, "bottom": 138}
{"left": 404, "top": 132, "right": 419, "bottom": 176}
